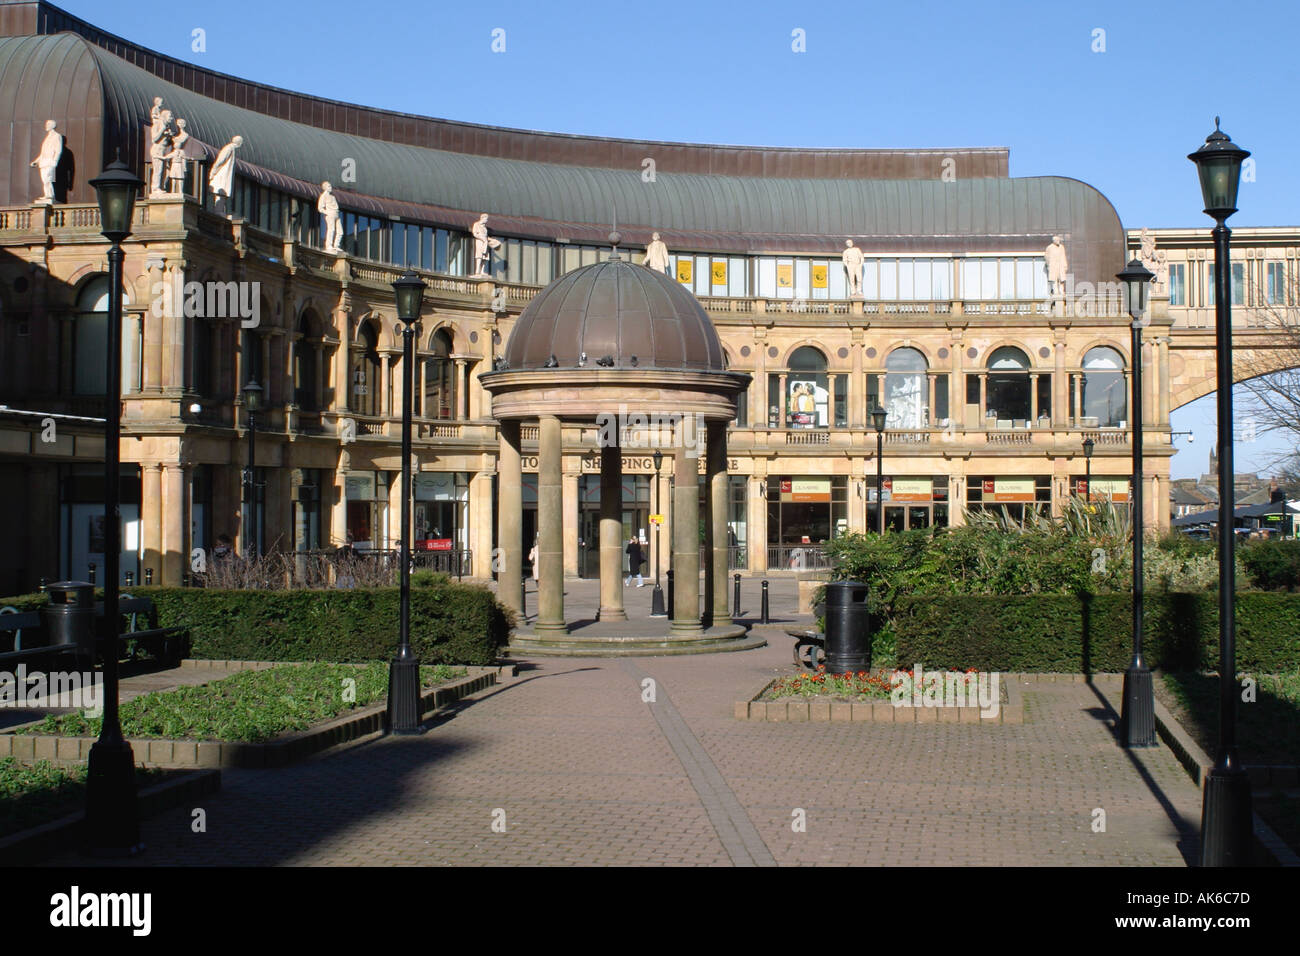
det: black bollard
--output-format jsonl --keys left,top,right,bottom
{"left": 734, "top": 573, "right": 741, "bottom": 617}
{"left": 144, "top": 568, "right": 153, "bottom": 586}
{"left": 182, "top": 572, "right": 190, "bottom": 587}
{"left": 124, "top": 571, "right": 134, "bottom": 587}
{"left": 666, "top": 570, "right": 674, "bottom": 619}
{"left": 39, "top": 577, "right": 47, "bottom": 592}
{"left": 88, "top": 563, "right": 96, "bottom": 585}
{"left": 761, "top": 579, "right": 770, "bottom": 624}
{"left": 521, "top": 579, "right": 528, "bottom": 621}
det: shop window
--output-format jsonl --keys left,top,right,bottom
{"left": 1081, "top": 346, "right": 1126, "bottom": 427}
{"left": 884, "top": 347, "right": 928, "bottom": 428}
{"left": 985, "top": 346, "right": 1032, "bottom": 423}
{"left": 424, "top": 328, "right": 456, "bottom": 420}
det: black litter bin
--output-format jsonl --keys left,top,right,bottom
{"left": 41, "top": 581, "right": 97, "bottom": 666}
{"left": 823, "top": 580, "right": 872, "bottom": 673}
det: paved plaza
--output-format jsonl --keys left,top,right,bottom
{"left": 44, "top": 577, "right": 1203, "bottom": 867}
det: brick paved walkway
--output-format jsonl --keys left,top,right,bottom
{"left": 43, "top": 577, "right": 1202, "bottom": 866}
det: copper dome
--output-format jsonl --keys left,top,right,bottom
{"left": 502, "top": 258, "right": 726, "bottom": 371}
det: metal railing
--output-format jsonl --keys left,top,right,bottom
{"left": 767, "top": 545, "right": 832, "bottom": 571}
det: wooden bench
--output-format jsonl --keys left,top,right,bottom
{"left": 117, "top": 594, "right": 188, "bottom": 665}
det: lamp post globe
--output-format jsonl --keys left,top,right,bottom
{"left": 83, "top": 155, "right": 144, "bottom": 856}
{"left": 1190, "top": 120, "right": 1254, "bottom": 866}
{"left": 1116, "top": 258, "right": 1156, "bottom": 749}
{"left": 1082, "top": 436, "right": 1095, "bottom": 499}
{"left": 388, "top": 271, "right": 426, "bottom": 734}
{"left": 871, "top": 405, "right": 887, "bottom": 533}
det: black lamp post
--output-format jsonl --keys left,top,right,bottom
{"left": 871, "top": 405, "right": 887, "bottom": 533}
{"left": 1189, "top": 118, "right": 1253, "bottom": 866}
{"left": 1082, "top": 436, "right": 1095, "bottom": 501}
{"left": 650, "top": 448, "right": 666, "bottom": 616}
{"left": 388, "top": 270, "right": 426, "bottom": 734}
{"left": 1117, "top": 257, "right": 1156, "bottom": 748}
{"left": 84, "top": 155, "right": 143, "bottom": 856}
{"left": 242, "top": 380, "right": 263, "bottom": 560}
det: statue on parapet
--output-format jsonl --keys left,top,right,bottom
{"left": 208, "top": 135, "right": 243, "bottom": 216}
{"left": 30, "top": 119, "right": 63, "bottom": 204}
{"left": 842, "top": 239, "right": 865, "bottom": 297}
{"left": 318, "top": 181, "right": 343, "bottom": 254}
{"left": 643, "top": 231, "right": 671, "bottom": 274}
{"left": 1045, "top": 235, "right": 1069, "bottom": 301}
{"left": 470, "top": 213, "right": 502, "bottom": 277}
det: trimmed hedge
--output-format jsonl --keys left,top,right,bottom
{"left": 893, "top": 591, "right": 1300, "bottom": 673}
{"left": 0, "top": 580, "right": 513, "bottom": 665}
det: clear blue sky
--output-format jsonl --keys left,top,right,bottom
{"left": 60, "top": 0, "right": 1299, "bottom": 477}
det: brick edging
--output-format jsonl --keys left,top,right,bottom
{"left": 0, "top": 666, "right": 506, "bottom": 769}
{"left": 0, "top": 768, "right": 221, "bottom": 865}
{"left": 733, "top": 673, "right": 1023, "bottom": 724}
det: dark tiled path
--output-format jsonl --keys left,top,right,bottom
{"left": 43, "top": 578, "right": 1202, "bottom": 866}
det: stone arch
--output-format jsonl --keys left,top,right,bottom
{"left": 780, "top": 339, "right": 836, "bottom": 369}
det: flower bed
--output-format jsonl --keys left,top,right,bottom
{"left": 763, "top": 666, "right": 986, "bottom": 702}
{"left": 0, "top": 757, "right": 167, "bottom": 840}
{"left": 20, "top": 662, "right": 465, "bottom": 744}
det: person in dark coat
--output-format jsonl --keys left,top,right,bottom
{"left": 625, "top": 536, "right": 645, "bottom": 587}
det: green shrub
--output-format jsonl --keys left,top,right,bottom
{"left": 0, "top": 580, "right": 514, "bottom": 665}
{"left": 894, "top": 591, "right": 1300, "bottom": 673}
{"left": 1239, "top": 538, "right": 1300, "bottom": 591}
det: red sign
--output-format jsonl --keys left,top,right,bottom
{"left": 1076, "top": 479, "right": 1088, "bottom": 496}
{"left": 983, "top": 479, "right": 995, "bottom": 494}
{"left": 418, "top": 538, "right": 453, "bottom": 551}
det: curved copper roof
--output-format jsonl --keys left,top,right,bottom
{"left": 503, "top": 258, "right": 725, "bottom": 372}
{"left": 0, "top": 5, "right": 1127, "bottom": 281}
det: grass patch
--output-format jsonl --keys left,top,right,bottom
{"left": 0, "top": 758, "right": 166, "bottom": 840}
{"left": 20, "top": 662, "right": 466, "bottom": 744}
{"left": 1156, "top": 671, "right": 1300, "bottom": 767}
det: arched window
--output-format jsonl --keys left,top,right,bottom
{"left": 1082, "top": 346, "right": 1126, "bottom": 427}
{"left": 424, "top": 329, "right": 455, "bottom": 420}
{"left": 985, "top": 346, "right": 1032, "bottom": 422}
{"left": 351, "top": 321, "right": 380, "bottom": 416}
{"left": 784, "top": 346, "right": 828, "bottom": 428}
{"left": 294, "top": 312, "right": 320, "bottom": 411}
{"left": 884, "top": 347, "right": 928, "bottom": 429}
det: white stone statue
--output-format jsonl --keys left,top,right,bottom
{"left": 470, "top": 213, "right": 501, "bottom": 277}
{"left": 318, "top": 180, "right": 343, "bottom": 254}
{"left": 1138, "top": 228, "right": 1168, "bottom": 295}
{"left": 643, "top": 231, "right": 670, "bottom": 274}
{"left": 841, "top": 239, "right": 865, "bottom": 297}
{"left": 30, "top": 120, "right": 63, "bottom": 204}
{"left": 208, "top": 135, "right": 243, "bottom": 212}
{"left": 1044, "top": 235, "right": 1069, "bottom": 299}
{"left": 148, "top": 108, "right": 174, "bottom": 197}
{"left": 165, "top": 117, "right": 190, "bottom": 193}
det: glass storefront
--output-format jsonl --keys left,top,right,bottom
{"left": 59, "top": 464, "right": 141, "bottom": 583}
{"left": 966, "top": 475, "right": 1052, "bottom": 523}
{"left": 344, "top": 471, "right": 389, "bottom": 549}
{"left": 414, "top": 472, "right": 469, "bottom": 552}
{"left": 867, "top": 476, "right": 950, "bottom": 531}
{"left": 767, "top": 476, "right": 848, "bottom": 544}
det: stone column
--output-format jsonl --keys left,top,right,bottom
{"left": 563, "top": 471, "right": 579, "bottom": 578}
{"left": 825, "top": 377, "right": 836, "bottom": 428}
{"left": 142, "top": 463, "right": 163, "bottom": 582}
{"left": 144, "top": 259, "right": 165, "bottom": 391}
{"left": 1073, "top": 373, "right": 1083, "bottom": 425}
{"left": 535, "top": 415, "right": 567, "bottom": 634}
{"left": 928, "top": 374, "right": 938, "bottom": 426}
{"left": 496, "top": 420, "right": 523, "bottom": 613}
{"left": 1157, "top": 336, "right": 1171, "bottom": 424}
{"left": 1142, "top": 339, "right": 1157, "bottom": 429}
{"left": 749, "top": 476, "right": 768, "bottom": 572}
{"left": 708, "top": 420, "right": 729, "bottom": 625}
{"left": 469, "top": 470, "right": 494, "bottom": 581}
{"left": 598, "top": 442, "right": 626, "bottom": 622}
{"left": 1054, "top": 340, "right": 1067, "bottom": 427}
{"left": 778, "top": 373, "right": 788, "bottom": 428}
{"left": 329, "top": 457, "right": 349, "bottom": 550}
{"left": 850, "top": 333, "right": 865, "bottom": 427}
{"left": 1030, "top": 373, "right": 1039, "bottom": 423}
{"left": 978, "top": 373, "right": 987, "bottom": 420}
{"left": 161, "top": 463, "right": 187, "bottom": 586}
{"left": 671, "top": 436, "right": 702, "bottom": 635}
{"left": 457, "top": 359, "right": 470, "bottom": 419}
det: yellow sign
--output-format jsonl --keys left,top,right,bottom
{"left": 990, "top": 478, "right": 1035, "bottom": 502}
{"left": 1089, "top": 478, "right": 1130, "bottom": 502}
{"left": 676, "top": 260, "right": 692, "bottom": 284}
{"left": 811, "top": 264, "right": 828, "bottom": 289}
{"left": 890, "top": 478, "right": 933, "bottom": 502}
{"left": 776, "top": 263, "right": 793, "bottom": 288}
{"left": 649, "top": 514, "right": 665, "bottom": 524}
{"left": 781, "top": 479, "right": 830, "bottom": 503}
{"left": 711, "top": 261, "right": 727, "bottom": 285}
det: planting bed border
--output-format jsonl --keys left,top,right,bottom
{"left": 0, "top": 662, "right": 513, "bottom": 769}
{"left": 0, "top": 768, "right": 221, "bottom": 865}
{"left": 734, "top": 673, "right": 1023, "bottom": 724}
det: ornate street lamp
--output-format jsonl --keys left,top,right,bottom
{"left": 1189, "top": 118, "right": 1253, "bottom": 866}
{"left": 242, "top": 379, "right": 263, "bottom": 560}
{"left": 871, "top": 405, "right": 887, "bottom": 533}
{"left": 85, "top": 155, "right": 144, "bottom": 856}
{"left": 388, "top": 270, "right": 426, "bottom": 734}
{"left": 1082, "top": 436, "right": 1095, "bottom": 500}
{"left": 650, "top": 448, "right": 666, "bottom": 616}
{"left": 1117, "top": 257, "right": 1156, "bottom": 749}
